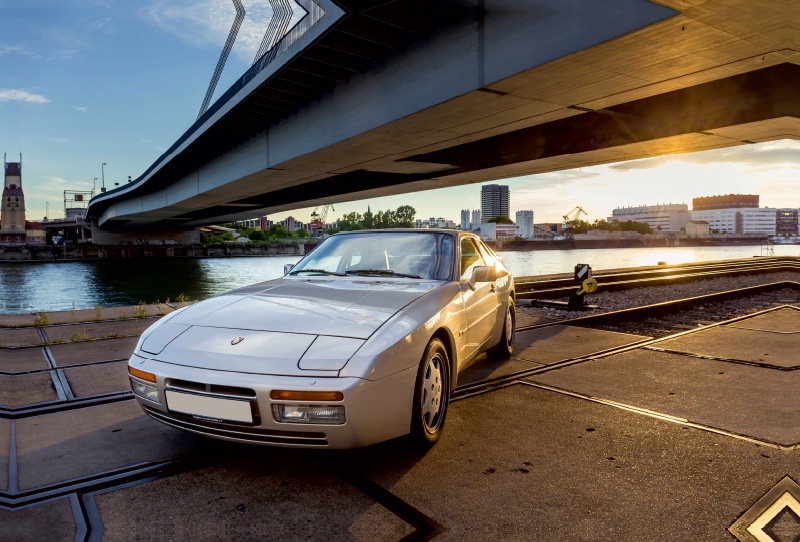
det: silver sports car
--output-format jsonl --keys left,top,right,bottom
{"left": 128, "top": 229, "right": 515, "bottom": 449}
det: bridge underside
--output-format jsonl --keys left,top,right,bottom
{"left": 88, "top": 0, "right": 800, "bottom": 229}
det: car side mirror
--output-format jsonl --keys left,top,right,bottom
{"left": 284, "top": 264, "right": 295, "bottom": 275}
{"left": 469, "top": 266, "right": 497, "bottom": 290}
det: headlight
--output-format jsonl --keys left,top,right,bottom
{"left": 272, "top": 404, "right": 345, "bottom": 425}
{"left": 130, "top": 378, "right": 160, "bottom": 404}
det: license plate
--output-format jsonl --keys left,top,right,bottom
{"left": 165, "top": 390, "right": 253, "bottom": 424}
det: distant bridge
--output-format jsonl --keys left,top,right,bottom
{"left": 86, "top": 0, "right": 800, "bottom": 235}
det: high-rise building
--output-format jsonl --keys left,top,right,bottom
{"left": 1, "top": 157, "right": 26, "bottom": 245}
{"left": 470, "top": 210, "right": 481, "bottom": 229}
{"left": 515, "top": 210, "right": 534, "bottom": 238}
{"left": 460, "top": 209, "right": 470, "bottom": 230}
{"left": 480, "top": 185, "right": 509, "bottom": 222}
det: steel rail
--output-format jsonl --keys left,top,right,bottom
{"left": 515, "top": 257, "right": 800, "bottom": 299}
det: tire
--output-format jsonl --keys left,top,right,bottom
{"left": 487, "top": 300, "right": 515, "bottom": 359}
{"left": 409, "top": 338, "right": 450, "bottom": 449}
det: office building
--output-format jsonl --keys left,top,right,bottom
{"left": 515, "top": 210, "right": 534, "bottom": 238}
{"left": 481, "top": 185, "right": 509, "bottom": 222}
{"left": 776, "top": 209, "right": 798, "bottom": 236}
{"left": 691, "top": 207, "right": 776, "bottom": 235}
{"left": 609, "top": 203, "right": 691, "bottom": 232}
{"left": 693, "top": 194, "right": 759, "bottom": 211}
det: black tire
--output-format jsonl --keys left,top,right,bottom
{"left": 409, "top": 338, "right": 450, "bottom": 449}
{"left": 487, "top": 300, "right": 515, "bottom": 359}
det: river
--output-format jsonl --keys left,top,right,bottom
{"left": 0, "top": 244, "right": 795, "bottom": 314}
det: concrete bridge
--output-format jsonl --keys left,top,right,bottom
{"left": 86, "top": 0, "right": 800, "bottom": 238}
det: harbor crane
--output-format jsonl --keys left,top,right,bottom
{"left": 562, "top": 206, "right": 588, "bottom": 239}
{"left": 310, "top": 204, "right": 335, "bottom": 224}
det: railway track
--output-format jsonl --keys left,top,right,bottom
{"left": 514, "top": 255, "right": 800, "bottom": 299}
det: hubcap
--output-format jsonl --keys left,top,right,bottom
{"left": 421, "top": 353, "right": 445, "bottom": 433}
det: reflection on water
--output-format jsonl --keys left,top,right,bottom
{"left": 1, "top": 245, "right": 797, "bottom": 313}
{"left": 0, "top": 257, "right": 300, "bottom": 313}
{"left": 498, "top": 244, "right": 800, "bottom": 278}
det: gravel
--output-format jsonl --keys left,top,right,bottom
{"left": 518, "top": 271, "right": 800, "bottom": 323}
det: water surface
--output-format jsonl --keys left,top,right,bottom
{"left": 1, "top": 245, "right": 795, "bottom": 313}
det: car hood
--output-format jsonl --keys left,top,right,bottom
{"left": 167, "top": 278, "right": 444, "bottom": 340}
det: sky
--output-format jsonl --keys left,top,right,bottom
{"left": 2, "top": 1, "right": 800, "bottom": 226}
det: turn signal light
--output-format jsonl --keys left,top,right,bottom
{"left": 128, "top": 366, "right": 157, "bottom": 383}
{"left": 270, "top": 390, "right": 343, "bottom": 401}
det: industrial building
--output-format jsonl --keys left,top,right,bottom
{"left": 608, "top": 204, "right": 691, "bottom": 232}
{"left": 481, "top": 185, "right": 510, "bottom": 223}
{"left": 515, "top": 210, "right": 534, "bottom": 239}
{"left": 690, "top": 195, "right": 776, "bottom": 235}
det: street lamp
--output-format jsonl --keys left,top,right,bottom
{"left": 93, "top": 178, "right": 97, "bottom": 195}
{"left": 101, "top": 163, "right": 107, "bottom": 193}
{"left": 46, "top": 202, "right": 48, "bottom": 221}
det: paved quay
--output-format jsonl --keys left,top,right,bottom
{"left": 3, "top": 291, "right": 800, "bottom": 541}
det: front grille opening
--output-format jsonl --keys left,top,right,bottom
{"left": 166, "top": 378, "right": 256, "bottom": 398}
{"left": 144, "top": 406, "right": 328, "bottom": 445}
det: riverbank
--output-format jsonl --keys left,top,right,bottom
{"left": 499, "top": 236, "right": 767, "bottom": 251}
{"left": 0, "top": 242, "right": 317, "bottom": 261}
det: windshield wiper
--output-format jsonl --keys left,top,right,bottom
{"left": 289, "top": 269, "right": 346, "bottom": 276}
{"left": 345, "top": 269, "right": 422, "bottom": 279}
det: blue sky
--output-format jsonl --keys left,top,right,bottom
{"left": 2, "top": 0, "right": 800, "bottom": 226}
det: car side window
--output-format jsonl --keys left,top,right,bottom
{"left": 460, "top": 238, "right": 484, "bottom": 280}
{"left": 477, "top": 241, "right": 495, "bottom": 267}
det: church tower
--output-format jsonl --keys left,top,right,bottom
{"left": 1, "top": 154, "right": 26, "bottom": 244}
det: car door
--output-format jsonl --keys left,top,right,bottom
{"left": 460, "top": 238, "right": 498, "bottom": 358}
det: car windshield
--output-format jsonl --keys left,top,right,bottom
{"left": 290, "top": 232, "right": 454, "bottom": 280}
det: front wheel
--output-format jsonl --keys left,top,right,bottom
{"left": 409, "top": 338, "right": 450, "bottom": 448}
{"left": 487, "top": 301, "right": 515, "bottom": 359}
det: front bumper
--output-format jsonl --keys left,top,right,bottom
{"left": 128, "top": 355, "right": 416, "bottom": 449}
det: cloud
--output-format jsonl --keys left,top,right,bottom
{"left": 0, "top": 89, "right": 50, "bottom": 104}
{"left": 50, "top": 137, "right": 69, "bottom": 143}
{"left": 141, "top": 0, "right": 306, "bottom": 61}
{"left": 74, "top": 106, "right": 87, "bottom": 111}
{"left": 0, "top": 44, "right": 40, "bottom": 58}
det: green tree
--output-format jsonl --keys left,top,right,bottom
{"left": 294, "top": 228, "right": 309, "bottom": 238}
{"left": 248, "top": 230, "right": 267, "bottom": 242}
{"left": 487, "top": 216, "right": 514, "bottom": 224}
{"left": 394, "top": 205, "right": 415, "bottom": 228}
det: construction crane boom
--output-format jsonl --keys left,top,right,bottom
{"left": 562, "top": 206, "right": 587, "bottom": 224}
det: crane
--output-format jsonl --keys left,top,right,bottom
{"left": 562, "top": 206, "right": 587, "bottom": 239}
{"left": 310, "top": 204, "right": 335, "bottom": 237}
{"left": 310, "top": 204, "right": 335, "bottom": 224}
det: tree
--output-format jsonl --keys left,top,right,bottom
{"left": 294, "top": 228, "right": 309, "bottom": 238}
{"left": 487, "top": 216, "right": 514, "bottom": 224}
{"left": 394, "top": 205, "right": 415, "bottom": 228}
{"left": 248, "top": 230, "right": 266, "bottom": 241}
{"left": 333, "top": 205, "right": 416, "bottom": 230}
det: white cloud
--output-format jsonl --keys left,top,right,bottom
{"left": 0, "top": 89, "right": 50, "bottom": 104}
{"left": 74, "top": 106, "right": 87, "bottom": 111}
{"left": 141, "top": 0, "right": 306, "bottom": 61}
{"left": 50, "top": 137, "right": 69, "bottom": 143}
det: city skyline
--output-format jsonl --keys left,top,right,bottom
{"left": 3, "top": 2, "right": 800, "bottom": 226}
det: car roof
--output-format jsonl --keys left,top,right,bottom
{"left": 332, "top": 228, "right": 468, "bottom": 238}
